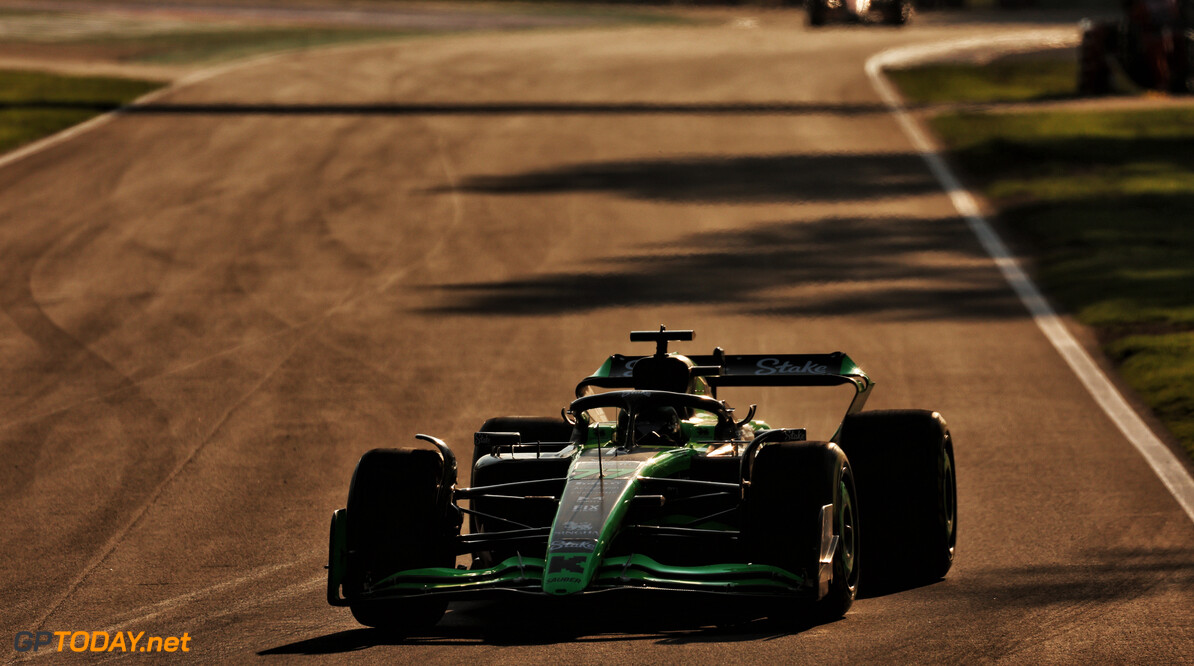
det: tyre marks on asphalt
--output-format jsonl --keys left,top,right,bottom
{"left": 1, "top": 91, "right": 441, "bottom": 635}
{"left": 25, "top": 327, "right": 314, "bottom": 632}
{"left": 0, "top": 211, "right": 181, "bottom": 630}
{"left": 16, "top": 561, "right": 327, "bottom": 662}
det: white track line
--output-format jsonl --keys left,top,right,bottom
{"left": 865, "top": 33, "right": 1194, "bottom": 524}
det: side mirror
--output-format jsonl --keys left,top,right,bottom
{"left": 735, "top": 404, "right": 758, "bottom": 428}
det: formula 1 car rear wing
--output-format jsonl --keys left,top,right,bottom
{"left": 576, "top": 350, "right": 874, "bottom": 415}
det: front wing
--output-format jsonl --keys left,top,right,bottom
{"left": 327, "top": 509, "right": 818, "bottom": 605}
{"left": 328, "top": 498, "right": 842, "bottom": 605}
{"left": 329, "top": 553, "right": 811, "bottom": 605}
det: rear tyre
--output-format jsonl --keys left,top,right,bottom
{"left": 838, "top": 410, "right": 956, "bottom": 593}
{"left": 746, "top": 441, "right": 860, "bottom": 621}
{"left": 470, "top": 417, "right": 572, "bottom": 562}
{"left": 345, "top": 447, "right": 456, "bottom": 631}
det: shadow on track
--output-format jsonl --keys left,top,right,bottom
{"left": 0, "top": 101, "right": 126, "bottom": 112}
{"left": 259, "top": 596, "right": 830, "bottom": 655}
{"left": 120, "top": 101, "right": 890, "bottom": 117}
{"left": 423, "top": 215, "right": 1024, "bottom": 321}
{"left": 946, "top": 546, "right": 1194, "bottom": 609}
{"left": 440, "top": 152, "right": 938, "bottom": 203}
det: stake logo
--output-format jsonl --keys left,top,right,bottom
{"left": 754, "top": 358, "right": 831, "bottom": 375}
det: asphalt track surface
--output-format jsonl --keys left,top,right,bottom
{"left": 2, "top": 9, "right": 1193, "bottom": 664}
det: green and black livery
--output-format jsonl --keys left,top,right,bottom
{"left": 327, "top": 328, "right": 956, "bottom": 631}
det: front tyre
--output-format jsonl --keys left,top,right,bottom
{"left": 746, "top": 441, "right": 860, "bottom": 621}
{"left": 345, "top": 447, "right": 456, "bottom": 631}
{"left": 817, "top": 460, "right": 860, "bottom": 620}
{"left": 349, "top": 598, "right": 449, "bottom": 631}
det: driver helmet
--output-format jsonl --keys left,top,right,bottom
{"left": 631, "top": 406, "right": 687, "bottom": 447}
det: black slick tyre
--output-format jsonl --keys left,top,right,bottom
{"left": 838, "top": 410, "right": 956, "bottom": 592}
{"left": 746, "top": 441, "right": 860, "bottom": 621}
{"left": 345, "top": 447, "right": 456, "bottom": 631}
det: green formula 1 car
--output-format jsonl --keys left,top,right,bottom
{"left": 326, "top": 328, "right": 956, "bottom": 631}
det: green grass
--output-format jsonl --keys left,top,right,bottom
{"left": 1, "top": 26, "right": 408, "bottom": 155}
{"left": 1108, "top": 333, "right": 1194, "bottom": 452}
{"left": 930, "top": 109, "right": 1194, "bottom": 330}
{"left": 0, "top": 3, "right": 681, "bottom": 156}
{"left": 886, "top": 58, "right": 1080, "bottom": 104}
{"left": 891, "top": 59, "right": 1194, "bottom": 462}
{"left": 0, "top": 70, "right": 164, "bottom": 155}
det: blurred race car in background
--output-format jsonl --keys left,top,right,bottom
{"left": 1080, "top": 0, "right": 1193, "bottom": 93}
{"left": 806, "top": 0, "right": 914, "bottom": 26}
